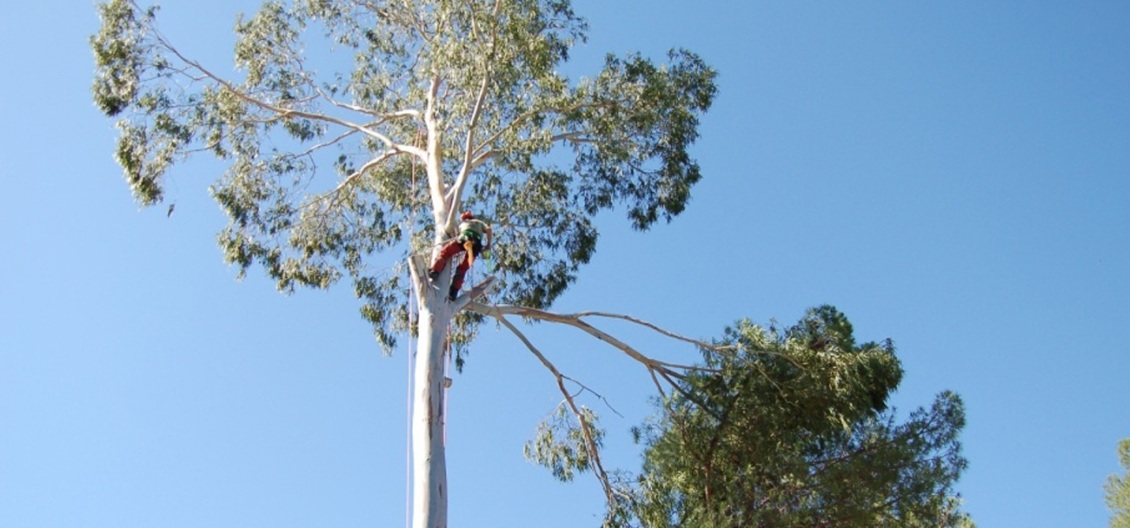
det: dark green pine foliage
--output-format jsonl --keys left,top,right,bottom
{"left": 613, "top": 306, "right": 973, "bottom": 528}
{"left": 90, "top": 0, "right": 716, "bottom": 358}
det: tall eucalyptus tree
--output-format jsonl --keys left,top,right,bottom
{"left": 92, "top": 1, "right": 716, "bottom": 526}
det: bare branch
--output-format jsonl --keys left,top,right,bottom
{"left": 296, "top": 127, "right": 360, "bottom": 157}
{"left": 325, "top": 90, "right": 423, "bottom": 122}
{"left": 468, "top": 302, "right": 710, "bottom": 373}
{"left": 451, "top": 276, "right": 496, "bottom": 312}
{"left": 424, "top": 74, "right": 447, "bottom": 224}
{"left": 648, "top": 368, "right": 669, "bottom": 401}
{"left": 574, "top": 311, "right": 726, "bottom": 352}
{"left": 445, "top": 74, "right": 490, "bottom": 220}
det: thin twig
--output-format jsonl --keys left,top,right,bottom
{"left": 560, "top": 374, "right": 624, "bottom": 418}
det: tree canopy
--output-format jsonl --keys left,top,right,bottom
{"left": 91, "top": 0, "right": 716, "bottom": 353}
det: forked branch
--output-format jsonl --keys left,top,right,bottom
{"left": 145, "top": 21, "right": 426, "bottom": 161}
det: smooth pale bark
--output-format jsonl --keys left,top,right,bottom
{"left": 410, "top": 255, "right": 452, "bottom": 528}
{"left": 408, "top": 252, "right": 496, "bottom": 528}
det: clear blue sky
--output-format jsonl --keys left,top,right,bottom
{"left": 2, "top": 1, "right": 1128, "bottom": 526}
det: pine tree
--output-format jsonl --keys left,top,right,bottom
{"left": 615, "top": 307, "right": 974, "bottom": 527}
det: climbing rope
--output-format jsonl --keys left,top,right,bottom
{"left": 404, "top": 282, "right": 415, "bottom": 528}
{"left": 403, "top": 125, "right": 424, "bottom": 528}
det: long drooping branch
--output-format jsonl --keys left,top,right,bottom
{"left": 491, "top": 311, "right": 619, "bottom": 509}
{"left": 468, "top": 302, "right": 801, "bottom": 425}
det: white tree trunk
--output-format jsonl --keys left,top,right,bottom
{"left": 411, "top": 263, "right": 452, "bottom": 528}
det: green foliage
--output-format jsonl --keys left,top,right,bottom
{"left": 1108, "top": 438, "right": 1130, "bottom": 528}
{"left": 611, "top": 306, "right": 973, "bottom": 528}
{"left": 525, "top": 405, "right": 605, "bottom": 482}
{"left": 91, "top": 0, "right": 149, "bottom": 118}
{"left": 91, "top": 0, "right": 716, "bottom": 353}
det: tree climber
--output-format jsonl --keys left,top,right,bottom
{"left": 428, "top": 211, "right": 493, "bottom": 301}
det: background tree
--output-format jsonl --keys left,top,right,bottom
{"left": 91, "top": 1, "right": 715, "bottom": 527}
{"left": 610, "top": 306, "right": 974, "bottom": 527}
{"left": 1108, "top": 438, "right": 1130, "bottom": 528}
